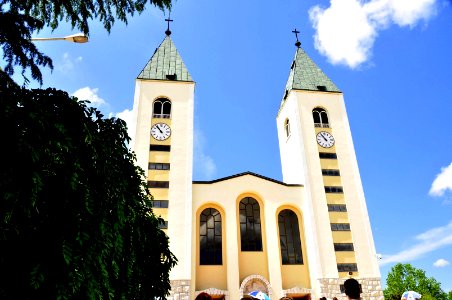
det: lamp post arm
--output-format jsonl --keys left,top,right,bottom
{"left": 31, "top": 33, "right": 88, "bottom": 44}
{"left": 31, "top": 37, "right": 66, "bottom": 42}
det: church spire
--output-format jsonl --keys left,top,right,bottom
{"left": 136, "top": 16, "right": 192, "bottom": 82}
{"left": 281, "top": 31, "right": 340, "bottom": 104}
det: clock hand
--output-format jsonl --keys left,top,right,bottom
{"left": 156, "top": 125, "right": 163, "bottom": 134}
{"left": 320, "top": 133, "right": 328, "bottom": 141}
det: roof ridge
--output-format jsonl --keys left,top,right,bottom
{"left": 193, "top": 171, "right": 303, "bottom": 186}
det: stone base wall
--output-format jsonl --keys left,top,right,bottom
{"left": 195, "top": 288, "right": 229, "bottom": 300}
{"left": 282, "top": 286, "right": 313, "bottom": 298}
{"left": 318, "top": 277, "right": 384, "bottom": 300}
{"left": 167, "top": 280, "right": 191, "bottom": 300}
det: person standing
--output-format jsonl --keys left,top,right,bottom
{"left": 344, "top": 278, "right": 361, "bottom": 300}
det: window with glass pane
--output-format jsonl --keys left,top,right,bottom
{"left": 239, "top": 197, "right": 263, "bottom": 251}
{"left": 200, "top": 208, "right": 222, "bottom": 265}
{"left": 278, "top": 209, "right": 303, "bottom": 264}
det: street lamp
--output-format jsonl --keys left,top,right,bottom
{"left": 31, "top": 33, "right": 88, "bottom": 43}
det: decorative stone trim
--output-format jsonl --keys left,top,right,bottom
{"left": 317, "top": 277, "right": 384, "bottom": 300}
{"left": 239, "top": 274, "right": 273, "bottom": 298}
{"left": 282, "top": 286, "right": 313, "bottom": 298}
{"left": 167, "top": 279, "right": 191, "bottom": 300}
{"left": 195, "top": 288, "right": 229, "bottom": 300}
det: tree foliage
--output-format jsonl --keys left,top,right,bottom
{"left": 384, "top": 263, "right": 448, "bottom": 300}
{"left": 0, "top": 8, "right": 52, "bottom": 85}
{"left": 1, "top": 0, "right": 172, "bottom": 84}
{"left": 0, "top": 81, "right": 177, "bottom": 299}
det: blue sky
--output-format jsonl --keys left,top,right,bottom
{"left": 14, "top": 0, "right": 452, "bottom": 292}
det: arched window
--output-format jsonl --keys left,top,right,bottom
{"left": 284, "top": 119, "right": 291, "bottom": 138}
{"left": 278, "top": 209, "right": 303, "bottom": 264}
{"left": 200, "top": 208, "right": 222, "bottom": 265}
{"left": 312, "top": 107, "right": 329, "bottom": 128}
{"left": 153, "top": 98, "right": 171, "bottom": 118}
{"left": 239, "top": 197, "right": 262, "bottom": 251}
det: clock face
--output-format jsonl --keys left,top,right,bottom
{"left": 316, "top": 131, "right": 335, "bottom": 148}
{"left": 151, "top": 123, "right": 171, "bottom": 141}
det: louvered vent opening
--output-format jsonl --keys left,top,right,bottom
{"left": 166, "top": 74, "right": 177, "bottom": 80}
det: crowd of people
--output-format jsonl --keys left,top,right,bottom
{"left": 194, "top": 278, "right": 362, "bottom": 300}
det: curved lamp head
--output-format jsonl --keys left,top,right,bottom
{"left": 64, "top": 33, "right": 89, "bottom": 43}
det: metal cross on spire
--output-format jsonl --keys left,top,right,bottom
{"left": 165, "top": 12, "right": 173, "bottom": 36}
{"left": 292, "top": 28, "right": 301, "bottom": 48}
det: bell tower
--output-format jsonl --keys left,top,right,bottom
{"left": 276, "top": 34, "right": 383, "bottom": 298}
{"left": 131, "top": 29, "right": 195, "bottom": 295}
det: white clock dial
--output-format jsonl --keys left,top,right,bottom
{"left": 151, "top": 123, "right": 171, "bottom": 141}
{"left": 316, "top": 131, "right": 335, "bottom": 148}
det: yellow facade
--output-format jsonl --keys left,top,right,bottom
{"left": 132, "top": 35, "right": 383, "bottom": 300}
{"left": 191, "top": 175, "right": 312, "bottom": 300}
{"left": 320, "top": 159, "right": 340, "bottom": 170}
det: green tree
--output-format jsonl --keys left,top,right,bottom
{"left": 1, "top": 0, "right": 171, "bottom": 84}
{"left": 448, "top": 290, "right": 452, "bottom": 300}
{"left": 0, "top": 81, "right": 177, "bottom": 299}
{"left": 384, "top": 263, "right": 448, "bottom": 300}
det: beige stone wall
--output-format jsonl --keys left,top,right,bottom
{"left": 195, "top": 288, "right": 230, "bottom": 300}
{"left": 318, "top": 277, "right": 384, "bottom": 300}
{"left": 168, "top": 280, "right": 191, "bottom": 300}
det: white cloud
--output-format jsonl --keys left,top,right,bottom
{"left": 433, "top": 258, "right": 450, "bottom": 267}
{"left": 379, "top": 221, "right": 452, "bottom": 266}
{"left": 194, "top": 128, "right": 217, "bottom": 180}
{"left": 57, "top": 52, "right": 83, "bottom": 73}
{"left": 71, "top": 86, "right": 134, "bottom": 142}
{"left": 72, "top": 87, "right": 135, "bottom": 141}
{"left": 309, "top": 0, "right": 437, "bottom": 68}
{"left": 72, "top": 87, "right": 106, "bottom": 108}
{"left": 113, "top": 108, "right": 136, "bottom": 142}
{"left": 429, "top": 163, "right": 452, "bottom": 197}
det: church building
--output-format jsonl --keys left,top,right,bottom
{"left": 131, "top": 28, "right": 384, "bottom": 300}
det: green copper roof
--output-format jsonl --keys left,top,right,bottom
{"left": 283, "top": 47, "right": 340, "bottom": 98}
{"left": 137, "top": 36, "right": 193, "bottom": 82}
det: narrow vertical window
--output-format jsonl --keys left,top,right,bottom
{"left": 239, "top": 197, "right": 262, "bottom": 251}
{"left": 285, "top": 119, "right": 291, "bottom": 138}
{"left": 278, "top": 209, "right": 303, "bottom": 264}
{"left": 200, "top": 208, "right": 222, "bottom": 265}
{"left": 312, "top": 107, "right": 329, "bottom": 128}
{"left": 162, "top": 100, "right": 171, "bottom": 116}
{"left": 153, "top": 98, "right": 172, "bottom": 118}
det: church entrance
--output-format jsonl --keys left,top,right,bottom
{"left": 239, "top": 275, "right": 272, "bottom": 299}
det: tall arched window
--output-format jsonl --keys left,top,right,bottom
{"left": 284, "top": 119, "right": 291, "bottom": 138}
{"left": 153, "top": 98, "right": 171, "bottom": 118}
{"left": 278, "top": 209, "right": 303, "bottom": 264}
{"left": 200, "top": 208, "right": 222, "bottom": 265}
{"left": 239, "top": 197, "right": 262, "bottom": 251}
{"left": 312, "top": 107, "right": 329, "bottom": 128}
